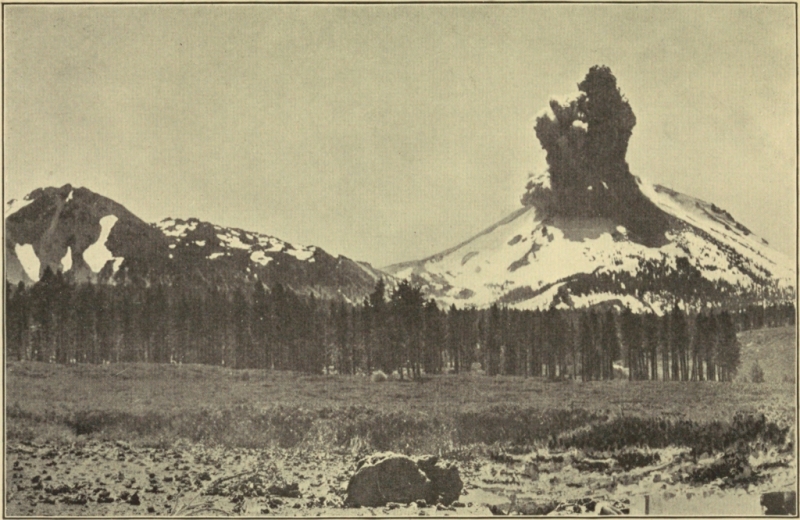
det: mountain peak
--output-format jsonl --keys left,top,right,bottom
{"left": 386, "top": 67, "right": 794, "bottom": 313}
{"left": 5, "top": 185, "right": 389, "bottom": 301}
{"left": 387, "top": 174, "right": 794, "bottom": 313}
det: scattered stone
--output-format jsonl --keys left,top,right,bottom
{"left": 268, "top": 482, "right": 301, "bottom": 498}
{"left": 594, "top": 501, "right": 622, "bottom": 515}
{"left": 761, "top": 491, "right": 797, "bottom": 515}
{"left": 489, "top": 504, "right": 506, "bottom": 515}
{"left": 61, "top": 493, "right": 88, "bottom": 505}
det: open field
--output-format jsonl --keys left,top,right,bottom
{"left": 736, "top": 326, "right": 797, "bottom": 384}
{"left": 5, "top": 326, "right": 797, "bottom": 516}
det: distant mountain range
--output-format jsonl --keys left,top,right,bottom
{"left": 5, "top": 178, "right": 794, "bottom": 314}
{"left": 5, "top": 67, "right": 796, "bottom": 312}
{"left": 4, "top": 184, "right": 386, "bottom": 302}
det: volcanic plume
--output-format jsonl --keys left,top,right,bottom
{"left": 521, "top": 66, "right": 670, "bottom": 247}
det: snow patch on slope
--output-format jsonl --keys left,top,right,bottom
{"left": 83, "top": 215, "right": 122, "bottom": 273}
{"left": 286, "top": 246, "right": 315, "bottom": 261}
{"left": 639, "top": 178, "right": 794, "bottom": 285}
{"left": 394, "top": 178, "right": 795, "bottom": 312}
{"left": 217, "top": 232, "right": 250, "bottom": 250}
{"left": 15, "top": 244, "right": 40, "bottom": 282}
{"left": 60, "top": 246, "right": 73, "bottom": 272}
{"left": 5, "top": 197, "right": 34, "bottom": 218}
{"left": 250, "top": 251, "right": 273, "bottom": 266}
{"left": 157, "top": 218, "right": 198, "bottom": 237}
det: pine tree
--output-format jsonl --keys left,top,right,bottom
{"left": 423, "top": 300, "right": 445, "bottom": 375}
{"left": 6, "top": 282, "right": 26, "bottom": 361}
{"left": 579, "top": 312, "right": 593, "bottom": 381}
{"left": 619, "top": 308, "right": 641, "bottom": 380}
{"left": 716, "top": 311, "right": 740, "bottom": 382}
{"left": 669, "top": 306, "right": 689, "bottom": 381}
{"left": 367, "top": 280, "right": 389, "bottom": 374}
{"left": 252, "top": 282, "right": 271, "bottom": 369}
{"left": 485, "top": 304, "right": 502, "bottom": 376}
{"left": 600, "top": 309, "right": 619, "bottom": 379}
{"left": 643, "top": 312, "right": 659, "bottom": 381}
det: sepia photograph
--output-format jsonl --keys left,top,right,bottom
{"left": 3, "top": 2, "right": 797, "bottom": 517}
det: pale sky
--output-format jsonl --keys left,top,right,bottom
{"left": 4, "top": 4, "right": 796, "bottom": 267}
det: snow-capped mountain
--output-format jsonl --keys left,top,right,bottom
{"left": 385, "top": 67, "right": 795, "bottom": 314}
{"left": 5, "top": 184, "right": 386, "bottom": 301}
{"left": 385, "top": 177, "right": 795, "bottom": 314}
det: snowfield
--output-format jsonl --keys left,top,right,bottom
{"left": 15, "top": 244, "right": 41, "bottom": 282}
{"left": 386, "top": 178, "right": 795, "bottom": 312}
{"left": 5, "top": 197, "right": 34, "bottom": 218}
{"left": 158, "top": 217, "right": 318, "bottom": 269}
{"left": 83, "top": 215, "right": 123, "bottom": 273}
{"left": 60, "top": 246, "right": 73, "bottom": 273}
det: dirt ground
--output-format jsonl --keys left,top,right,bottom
{"left": 6, "top": 438, "right": 795, "bottom": 517}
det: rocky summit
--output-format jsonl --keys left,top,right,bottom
{"left": 4, "top": 184, "right": 387, "bottom": 302}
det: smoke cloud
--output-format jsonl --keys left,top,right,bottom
{"left": 522, "top": 66, "right": 669, "bottom": 246}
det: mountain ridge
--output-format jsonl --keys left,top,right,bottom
{"left": 384, "top": 177, "right": 795, "bottom": 313}
{"left": 4, "top": 184, "right": 388, "bottom": 302}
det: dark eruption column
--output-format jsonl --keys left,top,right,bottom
{"left": 523, "top": 66, "right": 669, "bottom": 247}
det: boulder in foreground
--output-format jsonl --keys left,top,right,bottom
{"left": 344, "top": 452, "right": 462, "bottom": 508}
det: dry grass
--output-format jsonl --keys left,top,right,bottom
{"left": 736, "top": 326, "right": 796, "bottom": 383}
{"left": 6, "top": 327, "right": 795, "bottom": 453}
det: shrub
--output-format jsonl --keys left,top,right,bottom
{"left": 751, "top": 362, "right": 765, "bottom": 384}
{"left": 370, "top": 370, "right": 388, "bottom": 383}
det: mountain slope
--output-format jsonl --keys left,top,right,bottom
{"left": 385, "top": 67, "right": 795, "bottom": 313}
{"left": 5, "top": 184, "right": 387, "bottom": 301}
{"left": 385, "top": 178, "right": 795, "bottom": 313}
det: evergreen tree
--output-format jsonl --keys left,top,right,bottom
{"left": 6, "top": 282, "right": 27, "bottom": 361}
{"left": 643, "top": 312, "right": 659, "bottom": 380}
{"left": 484, "top": 304, "right": 501, "bottom": 376}
{"left": 600, "top": 309, "right": 619, "bottom": 379}
{"left": 717, "top": 311, "right": 740, "bottom": 381}
{"left": 422, "top": 300, "right": 445, "bottom": 375}
{"left": 578, "top": 312, "right": 593, "bottom": 381}
{"left": 669, "top": 306, "right": 690, "bottom": 381}
{"left": 252, "top": 282, "right": 271, "bottom": 369}
{"left": 390, "top": 280, "right": 425, "bottom": 378}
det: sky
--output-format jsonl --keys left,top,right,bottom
{"left": 3, "top": 4, "right": 796, "bottom": 267}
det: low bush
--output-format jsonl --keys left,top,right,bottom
{"left": 455, "top": 406, "right": 606, "bottom": 446}
{"left": 556, "top": 412, "right": 789, "bottom": 455}
{"left": 751, "top": 362, "right": 765, "bottom": 384}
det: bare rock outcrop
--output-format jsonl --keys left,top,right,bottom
{"left": 344, "top": 452, "right": 462, "bottom": 508}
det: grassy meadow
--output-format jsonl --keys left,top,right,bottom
{"left": 6, "top": 327, "right": 796, "bottom": 455}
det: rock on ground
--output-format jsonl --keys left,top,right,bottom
{"left": 344, "top": 452, "right": 463, "bottom": 508}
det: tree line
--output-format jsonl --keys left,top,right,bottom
{"left": 5, "top": 268, "right": 795, "bottom": 381}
